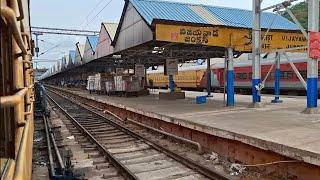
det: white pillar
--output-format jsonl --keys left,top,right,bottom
{"left": 252, "top": 0, "right": 262, "bottom": 104}
{"left": 227, "top": 48, "right": 234, "bottom": 106}
{"left": 306, "top": 0, "right": 319, "bottom": 109}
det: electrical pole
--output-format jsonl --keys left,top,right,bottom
{"left": 251, "top": 0, "right": 262, "bottom": 107}
{"left": 306, "top": 0, "right": 319, "bottom": 112}
{"left": 33, "top": 32, "right": 43, "bottom": 57}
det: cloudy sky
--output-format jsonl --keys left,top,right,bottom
{"left": 30, "top": 0, "right": 296, "bottom": 69}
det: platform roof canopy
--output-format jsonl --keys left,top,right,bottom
{"left": 83, "top": 35, "right": 99, "bottom": 63}
{"left": 95, "top": 23, "right": 118, "bottom": 59}
{"left": 88, "top": 0, "right": 304, "bottom": 68}
{"left": 129, "top": 0, "right": 298, "bottom": 29}
{"left": 45, "top": 0, "right": 306, "bottom": 79}
{"left": 88, "top": 35, "right": 99, "bottom": 51}
{"left": 103, "top": 23, "right": 118, "bottom": 41}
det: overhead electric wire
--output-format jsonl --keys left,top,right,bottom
{"left": 39, "top": 39, "right": 65, "bottom": 54}
{"left": 39, "top": 42, "right": 64, "bottom": 57}
{"left": 79, "top": 0, "right": 106, "bottom": 27}
{"left": 84, "top": 0, "right": 114, "bottom": 29}
{"left": 39, "top": 39, "right": 56, "bottom": 46}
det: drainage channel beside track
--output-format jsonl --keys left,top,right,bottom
{"left": 47, "top": 89, "right": 231, "bottom": 180}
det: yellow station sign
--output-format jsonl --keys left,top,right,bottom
{"left": 155, "top": 24, "right": 307, "bottom": 52}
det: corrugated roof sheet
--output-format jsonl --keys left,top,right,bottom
{"left": 130, "top": 0, "right": 298, "bottom": 30}
{"left": 103, "top": 23, "right": 118, "bottom": 41}
{"left": 188, "top": 5, "right": 222, "bottom": 25}
{"left": 69, "top": 50, "right": 76, "bottom": 61}
{"left": 76, "top": 43, "right": 85, "bottom": 56}
{"left": 87, "top": 35, "right": 99, "bottom": 51}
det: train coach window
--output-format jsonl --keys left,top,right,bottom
{"left": 236, "top": 73, "right": 247, "bottom": 80}
{"left": 287, "top": 72, "right": 293, "bottom": 79}
{"left": 281, "top": 71, "right": 293, "bottom": 79}
{"left": 242, "top": 73, "right": 248, "bottom": 79}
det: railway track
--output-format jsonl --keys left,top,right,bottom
{"left": 46, "top": 89, "right": 229, "bottom": 180}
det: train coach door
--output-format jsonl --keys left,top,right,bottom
{"left": 218, "top": 69, "right": 225, "bottom": 88}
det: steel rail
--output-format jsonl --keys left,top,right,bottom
{"left": 49, "top": 122, "right": 65, "bottom": 172}
{"left": 78, "top": 102, "right": 203, "bottom": 153}
{"left": 46, "top": 92, "right": 139, "bottom": 180}
{"left": 43, "top": 115, "right": 55, "bottom": 177}
{"left": 43, "top": 114, "right": 65, "bottom": 176}
{"left": 125, "top": 117, "right": 203, "bottom": 154}
{"left": 48, "top": 87, "right": 230, "bottom": 180}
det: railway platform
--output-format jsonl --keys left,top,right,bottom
{"left": 57, "top": 87, "right": 320, "bottom": 167}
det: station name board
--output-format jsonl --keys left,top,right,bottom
{"left": 155, "top": 24, "right": 307, "bottom": 52}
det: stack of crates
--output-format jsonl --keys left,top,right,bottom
{"left": 94, "top": 73, "right": 103, "bottom": 92}
{"left": 114, "top": 75, "right": 145, "bottom": 96}
{"left": 105, "top": 76, "right": 114, "bottom": 95}
{"left": 86, "top": 75, "right": 95, "bottom": 93}
{"left": 127, "top": 76, "right": 144, "bottom": 92}
{"left": 87, "top": 74, "right": 145, "bottom": 96}
{"left": 114, "top": 75, "right": 126, "bottom": 92}
{"left": 94, "top": 73, "right": 115, "bottom": 94}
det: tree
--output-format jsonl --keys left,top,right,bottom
{"left": 282, "top": 1, "right": 320, "bottom": 30}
